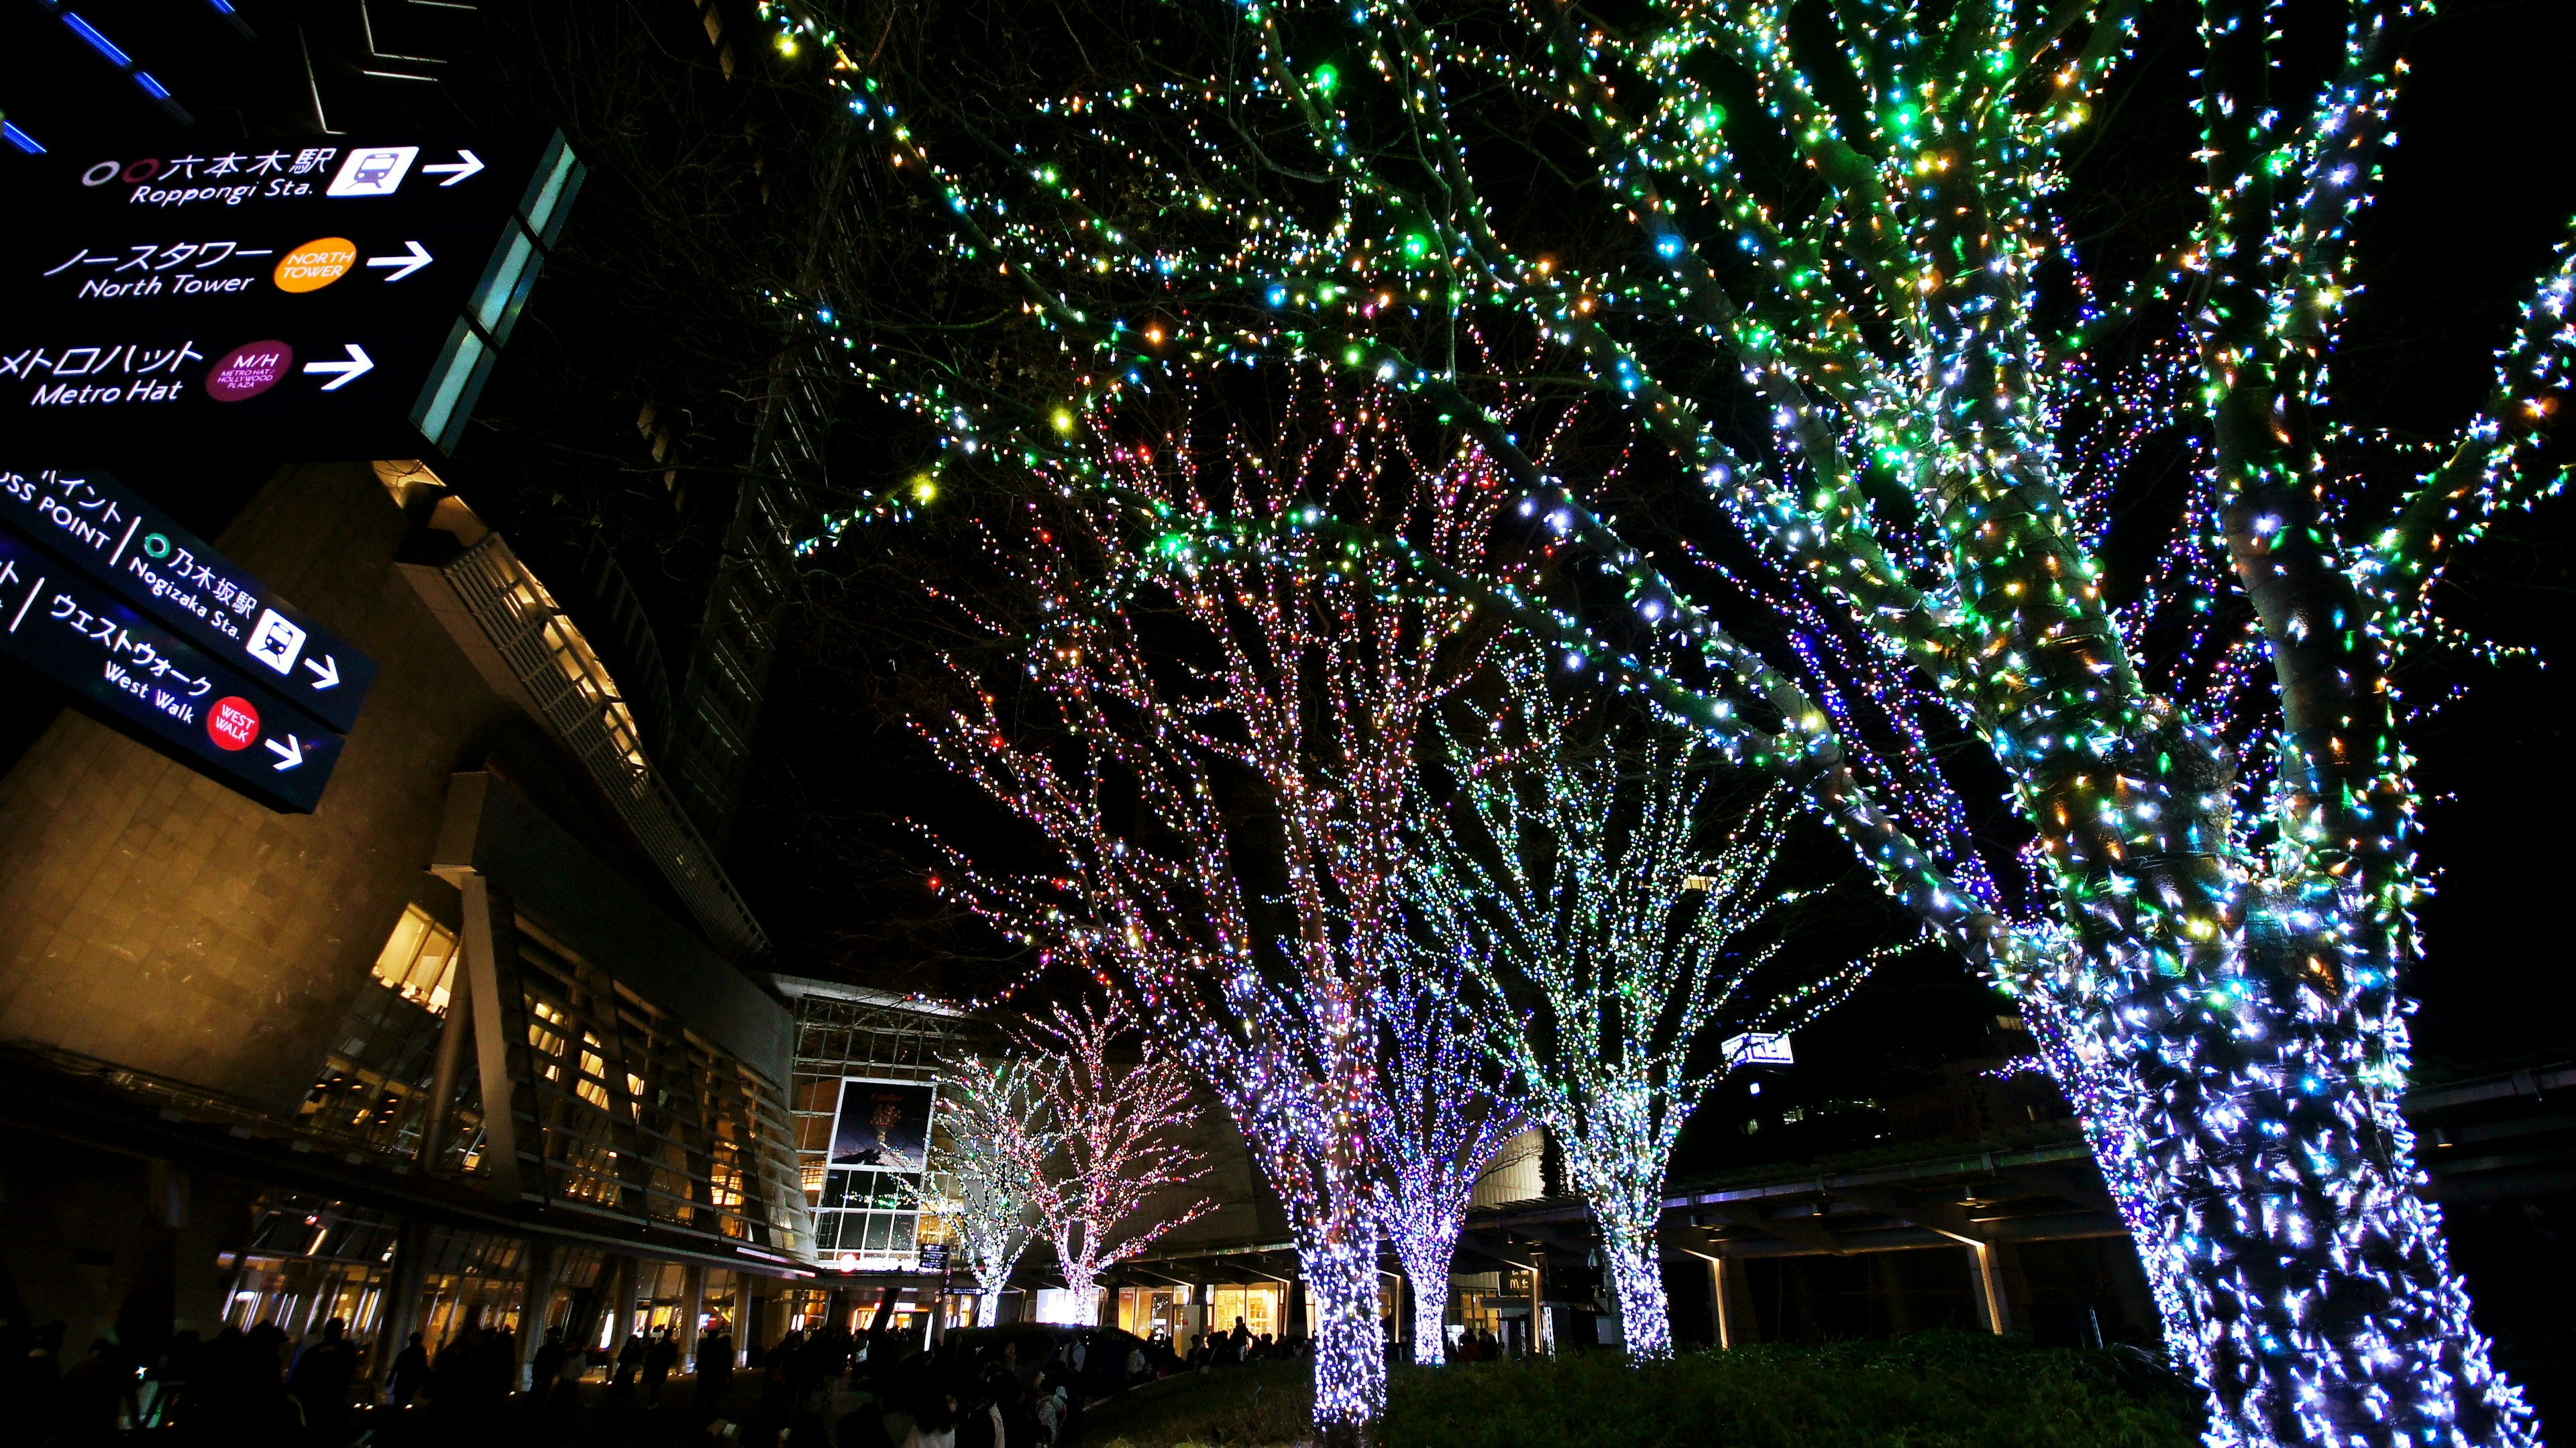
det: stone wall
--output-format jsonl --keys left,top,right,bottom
{"left": 0, "top": 462, "right": 519, "bottom": 1108}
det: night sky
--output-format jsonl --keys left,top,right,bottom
{"left": 724, "top": 0, "right": 2576, "bottom": 1087}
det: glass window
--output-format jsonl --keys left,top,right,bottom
{"left": 370, "top": 904, "right": 459, "bottom": 1015}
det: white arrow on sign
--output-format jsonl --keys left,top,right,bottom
{"left": 421, "top": 150, "right": 484, "bottom": 187}
{"left": 304, "top": 344, "right": 374, "bottom": 391}
{"left": 266, "top": 735, "right": 305, "bottom": 772}
{"left": 364, "top": 240, "right": 433, "bottom": 281}
{"left": 303, "top": 654, "right": 341, "bottom": 690}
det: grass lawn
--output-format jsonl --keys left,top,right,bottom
{"left": 1083, "top": 1359, "right": 1318, "bottom": 1448}
{"left": 1079, "top": 1333, "right": 2202, "bottom": 1448}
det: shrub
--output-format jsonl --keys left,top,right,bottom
{"left": 1077, "top": 1334, "right": 2200, "bottom": 1448}
{"left": 1379, "top": 1334, "right": 2201, "bottom": 1448}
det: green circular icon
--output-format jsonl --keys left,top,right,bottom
{"left": 143, "top": 533, "right": 172, "bottom": 560}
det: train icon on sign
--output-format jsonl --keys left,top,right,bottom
{"left": 327, "top": 147, "right": 419, "bottom": 198}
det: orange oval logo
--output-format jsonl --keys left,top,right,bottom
{"left": 273, "top": 238, "right": 358, "bottom": 293}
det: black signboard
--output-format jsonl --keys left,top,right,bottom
{"left": 0, "top": 523, "right": 343, "bottom": 812}
{"left": 916, "top": 1243, "right": 950, "bottom": 1275}
{"left": 0, "top": 134, "right": 582, "bottom": 460}
{"left": 0, "top": 464, "right": 377, "bottom": 731}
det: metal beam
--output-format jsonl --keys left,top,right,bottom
{"left": 1704, "top": 1202, "right": 1847, "bottom": 1256}
{"left": 1824, "top": 1186, "right": 1990, "bottom": 1246}
{"left": 1998, "top": 1163, "right": 2116, "bottom": 1214}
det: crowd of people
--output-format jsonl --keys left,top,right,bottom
{"left": 1163, "top": 1315, "right": 1315, "bottom": 1371}
{"left": 4, "top": 1295, "right": 1540, "bottom": 1447}
{"left": 2, "top": 1301, "right": 1193, "bottom": 1447}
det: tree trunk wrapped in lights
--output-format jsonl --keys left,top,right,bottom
{"left": 760, "top": 0, "right": 2567, "bottom": 1437}
{"left": 1372, "top": 941, "right": 1521, "bottom": 1366}
{"left": 1004, "top": 1000, "right": 1214, "bottom": 1325}
{"left": 1413, "top": 647, "right": 1890, "bottom": 1358}
{"left": 914, "top": 383, "right": 1507, "bottom": 1437}
{"left": 922, "top": 1051, "right": 1049, "bottom": 1327}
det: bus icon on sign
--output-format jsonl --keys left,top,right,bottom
{"left": 327, "top": 146, "right": 419, "bottom": 197}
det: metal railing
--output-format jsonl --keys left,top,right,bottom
{"left": 444, "top": 533, "right": 771, "bottom": 961}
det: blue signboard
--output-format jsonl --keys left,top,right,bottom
{"left": 0, "top": 464, "right": 377, "bottom": 731}
{"left": 0, "top": 523, "right": 342, "bottom": 812}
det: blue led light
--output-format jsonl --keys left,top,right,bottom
{"left": 61, "top": 13, "right": 135, "bottom": 68}
{"left": 2, "top": 121, "right": 43, "bottom": 156}
{"left": 132, "top": 71, "right": 172, "bottom": 100}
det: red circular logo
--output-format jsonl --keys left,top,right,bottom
{"left": 205, "top": 341, "right": 294, "bottom": 403}
{"left": 208, "top": 696, "right": 260, "bottom": 751}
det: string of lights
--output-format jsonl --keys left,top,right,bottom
{"left": 749, "top": 0, "right": 2569, "bottom": 1438}
{"left": 1412, "top": 644, "right": 1899, "bottom": 1357}
{"left": 922, "top": 1051, "right": 1050, "bottom": 1327}
{"left": 1373, "top": 925, "right": 1523, "bottom": 1367}
{"left": 910, "top": 379, "right": 1506, "bottom": 1435}
{"left": 1004, "top": 1000, "right": 1215, "bottom": 1323}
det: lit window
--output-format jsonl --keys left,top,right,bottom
{"left": 370, "top": 904, "right": 459, "bottom": 1015}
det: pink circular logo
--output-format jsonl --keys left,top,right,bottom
{"left": 208, "top": 696, "right": 260, "bottom": 751}
{"left": 205, "top": 341, "right": 294, "bottom": 402}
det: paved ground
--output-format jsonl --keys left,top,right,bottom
{"left": 356, "top": 1372, "right": 896, "bottom": 1447}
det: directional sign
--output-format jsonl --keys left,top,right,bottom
{"left": 0, "top": 317, "right": 484, "bottom": 463}
{"left": 0, "top": 464, "right": 377, "bottom": 730}
{"left": 18, "top": 214, "right": 551, "bottom": 329}
{"left": 0, "top": 133, "right": 582, "bottom": 461}
{"left": 1722, "top": 1032, "right": 1795, "bottom": 1068}
{"left": 52, "top": 137, "right": 579, "bottom": 234}
{"left": 0, "top": 523, "right": 343, "bottom": 812}
{"left": 367, "top": 240, "right": 434, "bottom": 282}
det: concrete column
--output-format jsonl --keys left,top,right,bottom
{"left": 741, "top": 1280, "right": 767, "bottom": 1361}
{"left": 1707, "top": 1257, "right": 1731, "bottom": 1349}
{"left": 1968, "top": 1242, "right": 2011, "bottom": 1335}
{"left": 678, "top": 1265, "right": 706, "bottom": 1361}
{"left": 418, "top": 981, "right": 473, "bottom": 1172}
{"left": 518, "top": 1238, "right": 559, "bottom": 1389}
{"left": 378, "top": 1217, "right": 432, "bottom": 1386}
{"left": 828, "top": 1287, "right": 855, "bottom": 1332}
{"left": 605, "top": 1256, "right": 641, "bottom": 1355}
{"left": 1528, "top": 1256, "right": 1553, "bottom": 1357}
{"left": 459, "top": 875, "right": 524, "bottom": 1203}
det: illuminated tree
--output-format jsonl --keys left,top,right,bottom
{"left": 1413, "top": 648, "right": 1887, "bottom": 1357}
{"left": 757, "top": 0, "right": 2569, "bottom": 1437}
{"left": 913, "top": 382, "right": 1509, "bottom": 1437}
{"left": 1371, "top": 941, "right": 1520, "bottom": 1367}
{"left": 926, "top": 1052, "right": 1049, "bottom": 1327}
{"left": 1009, "top": 1000, "right": 1214, "bottom": 1323}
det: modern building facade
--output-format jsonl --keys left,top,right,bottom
{"left": 0, "top": 458, "right": 811, "bottom": 1384}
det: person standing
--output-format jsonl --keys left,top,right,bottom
{"left": 286, "top": 1318, "right": 358, "bottom": 1439}
{"left": 644, "top": 1326, "right": 677, "bottom": 1404}
{"left": 696, "top": 1318, "right": 735, "bottom": 1406}
{"left": 529, "top": 1327, "right": 568, "bottom": 1405}
{"left": 610, "top": 1329, "right": 644, "bottom": 1402}
{"left": 386, "top": 1331, "right": 430, "bottom": 1408}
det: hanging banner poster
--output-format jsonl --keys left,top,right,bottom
{"left": 830, "top": 1078, "right": 937, "bottom": 1176}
